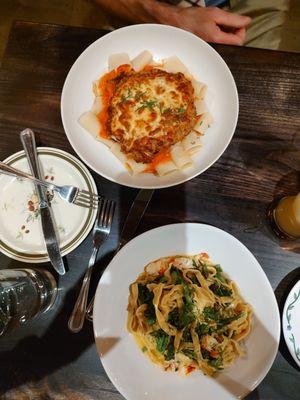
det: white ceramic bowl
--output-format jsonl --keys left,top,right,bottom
{"left": 93, "top": 223, "right": 280, "bottom": 400}
{"left": 61, "top": 24, "right": 238, "bottom": 189}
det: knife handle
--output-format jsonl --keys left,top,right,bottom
{"left": 20, "top": 129, "right": 46, "bottom": 203}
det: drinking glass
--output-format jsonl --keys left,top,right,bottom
{"left": 0, "top": 268, "right": 57, "bottom": 336}
{"left": 267, "top": 194, "right": 300, "bottom": 240}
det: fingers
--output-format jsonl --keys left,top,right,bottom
{"left": 235, "top": 27, "right": 246, "bottom": 43}
{"left": 214, "top": 27, "right": 246, "bottom": 45}
{"left": 209, "top": 7, "right": 251, "bottom": 29}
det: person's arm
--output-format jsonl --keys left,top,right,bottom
{"left": 95, "top": 0, "right": 251, "bottom": 45}
{"left": 94, "top": 0, "right": 177, "bottom": 24}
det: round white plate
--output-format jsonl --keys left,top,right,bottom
{"left": 282, "top": 280, "right": 300, "bottom": 367}
{"left": 0, "top": 147, "right": 97, "bottom": 263}
{"left": 61, "top": 24, "right": 238, "bottom": 189}
{"left": 93, "top": 223, "right": 280, "bottom": 400}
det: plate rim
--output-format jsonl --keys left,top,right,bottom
{"left": 93, "top": 222, "right": 280, "bottom": 400}
{"left": 282, "top": 279, "right": 300, "bottom": 367}
{"left": 0, "top": 147, "right": 97, "bottom": 263}
{"left": 61, "top": 23, "right": 239, "bottom": 189}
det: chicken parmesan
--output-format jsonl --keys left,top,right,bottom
{"left": 79, "top": 51, "right": 212, "bottom": 176}
{"left": 108, "top": 68, "right": 197, "bottom": 164}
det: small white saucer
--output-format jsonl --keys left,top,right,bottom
{"left": 0, "top": 147, "right": 97, "bottom": 263}
{"left": 282, "top": 280, "right": 300, "bottom": 367}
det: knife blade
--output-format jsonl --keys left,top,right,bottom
{"left": 85, "top": 188, "right": 154, "bottom": 320}
{"left": 117, "top": 188, "right": 154, "bottom": 251}
{"left": 20, "top": 129, "right": 65, "bottom": 275}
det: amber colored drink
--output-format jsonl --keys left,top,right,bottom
{"left": 274, "top": 194, "right": 300, "bottom": 238}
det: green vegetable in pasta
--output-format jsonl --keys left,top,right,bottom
{"left": 182, "top": 327, "right": 193, "bottom": 342}
{"left": 201, "top": 263, "right": 209, "bottom": 279}
{"left": 152, "top": 329, "right": 169, "bottom": 353}
{"left": 138, "top": 284, "right": 153, "bottom": 304}
{"left": 165, "top": 337, "right": 175, "bottom": 361}
{"left": 217, "top": 312, "right": 244, "bottom": 329}
{"left": 182, "top": 349, "right": 197, "bottom": 361}
{"left": 195, "top": 323, "right": 211, "bottom": 337}
{"left": 168, "top": 285, "right": 195, "bottom": 329}
{"left": 170, "top": 266, "right": 184, "bottom": 284}
{"left": 203, "top": 306, "right": 219, "bottom": 321}
{"left": 210, "top": 283, "right": 233, "bottom": 297}
{"left": 138, "top": 284, "right": 157, "bottom": 325}
{"left": 209, "top": 356, "right": 223, "bottom": 369}
{"left": 215, "top": 264, "right": 226, "bottom": 283}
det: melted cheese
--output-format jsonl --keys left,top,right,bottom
{"left": 106, "top": 68, "right": 196, "bottom": 164}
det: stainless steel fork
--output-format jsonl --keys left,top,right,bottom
{"left": 0, "top": 161, "right": 100, "bottom": 209}
{"left": 68, "top": 198, "right": 115, "bottom": 333}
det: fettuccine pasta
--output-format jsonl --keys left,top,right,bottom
{"left": 127, "top": 253, "right": 252, "bottom": 376}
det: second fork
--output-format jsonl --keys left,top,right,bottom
{"left": 68, "top": 198, "right": 115, "bottom": 333}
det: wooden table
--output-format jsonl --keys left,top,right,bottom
{"left": 0, "top": 21, "right": 299, "bottom": 400}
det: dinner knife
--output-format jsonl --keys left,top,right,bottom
{"left": 85, "top": 188, "right": 154, "bottom": 320}
{"left": 20, "top": 129, "right": 65, "bottom": 275}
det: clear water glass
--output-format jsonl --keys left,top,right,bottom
{"left": 0, "top": 268, "right": 57, "bottom": 336}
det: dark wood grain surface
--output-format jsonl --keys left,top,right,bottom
{"left": 0, "top": 21, "right": 299, "bottom": 400}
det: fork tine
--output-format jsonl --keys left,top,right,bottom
{"left": 77, "top": 191, "right": 100, "bottom": 202}
{"left": 74, "top": 200, "right": 98, "bottom": 209}
{"left": 93, "top": 198, "right": 104, "bottom": 233}
{"left": 107, "top": 201, "right": 115, "bottom": 229}
{"left": 103, "top": 200, "right": 113, "bottom": 227}
{"left": 76, "top": 193, "right": 99, "bottom": 206}
{"left": 99, "top": 199, "right": 109, "bottom": 227}
{"left": 77, "top": 192, "right": 99, "bottom": 200}
{"left": 79, "top": 189, "right": 102, "bottom": 199}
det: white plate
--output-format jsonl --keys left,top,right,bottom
{"left": 282, "top": 280, "right": 300, "bottom": 367}
{"left": 61, "top": 24, "right": 238, "bottom": 189}
{"left": 93, "top": 223, "right": 280, "bottom": 400}
{"left": 0, "top": 147, "right": 97, "bottom": 263}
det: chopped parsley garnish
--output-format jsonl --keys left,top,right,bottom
{"left": 141, "top": 346, "right": 147, "bottom": 352}
{"left": 162, "top": 107, "right": 172, "bottom": 114}
{"left": 134, "top": 91, "right": 146, "bottom": 101}
{"left": 137, "top": 100, "right": 158, "bottom": 111}
{"left": 120, "top": 89, "right": 132, "bottom": 103}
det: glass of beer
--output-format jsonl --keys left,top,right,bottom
{"left": 267, "top": 193, "right": 300, "bottom": 240}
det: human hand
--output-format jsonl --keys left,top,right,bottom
{"left": 168, "top": 6, "right": 251, "bottom": 46}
